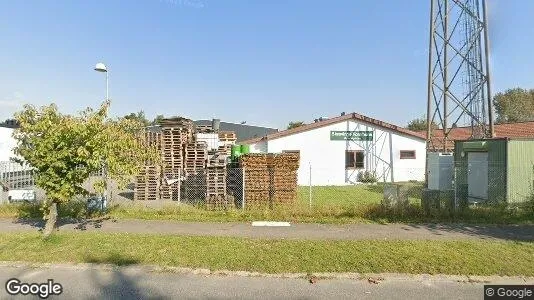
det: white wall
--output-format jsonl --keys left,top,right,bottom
{"left": 390, "top": 134, "right": 427, "bottom": 182}
{"left": 249, "top": 120, "right": 426, "bottom": 185}
{"left": 196, "top": 133, "right": 219, "bottom": 150}
{"left": 249, "top": 140, "right": 268, "bottom": 153}
{"left": 0, "top": 128, "right": 17, "bottom": 162}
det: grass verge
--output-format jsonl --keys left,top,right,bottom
{"left": 1, "top": 183, "right": 532, "bottom": 224}
{"left": 0, "top": 232, "right": 533, "bottom": 276}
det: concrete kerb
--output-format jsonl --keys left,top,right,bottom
{"left": 1, "top": 261, "right": 533, "bottom": 284}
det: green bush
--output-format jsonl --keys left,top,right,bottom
{"left": 358, "top": 171, "right": 378, "bottom": 183}
{"left": 1, "top": 199, "right": 99, "bottom": 220}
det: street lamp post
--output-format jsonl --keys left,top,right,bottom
{"left": 94, "top": 62, "right": 109, "bottom": 208}
{"left": 94, "top": 62, "right": 109, "bottom": 101}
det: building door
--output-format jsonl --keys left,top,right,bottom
{"left": 467, "top": 152, "right": 488, "bottom": 201}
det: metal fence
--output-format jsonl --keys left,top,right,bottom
{"left": 150, "top": 166, "right": 297, "bottom": 210}
{"left": 0, "top": 161, "right": 35, "bottom": 190}
{"left": 159, "top": 167, "right": 245, "bottom": 209}
{"left": 3, "top": 160, "right": 531, "bottom": 211}
{"left": 424, "top": 160, "right": 533, "bottom": 212}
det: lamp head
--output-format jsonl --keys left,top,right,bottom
{"left": 94, "top": 62, "right": 108, "bottom": 72}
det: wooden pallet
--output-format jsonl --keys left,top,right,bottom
{"left": 271, "top": 190, "right": 297, "bottom": 204}
{"left": 217, "top": 145, "right": 232, "bottom": 156}
{"left": 206, "top": 195, "right": 230, "bottom": 210}
{"left": 218, "top": 131, "right": 236, "bottom": 139}
{"left": 196, "top": 125, "right": 213, "bottom": 133}
{"left": 239, "top": 154, "right": 268, "bottom": 168}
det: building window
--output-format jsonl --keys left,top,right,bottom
{"left": 346, "top": 150, "right": 364, "bottom": 169}
{"left": 400, "top": 150, "right": 416, "bottom": 159}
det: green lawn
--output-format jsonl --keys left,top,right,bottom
{"left": 297, "top": 185, "right": 382, "bottom": 207}
{"left": 0, "top": 232, "right": 533, "bottom": 276}
{"left": 297, "top": 182, "right": 423, "bottom": 208}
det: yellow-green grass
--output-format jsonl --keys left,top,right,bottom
{"left": 1, "top": 183, "right": 532, "bottom": 224}
{"left": 0, "top": 232, "right": 533, "bottom": 276}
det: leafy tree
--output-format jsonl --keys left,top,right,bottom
{"left": 407, "top": 117, "right": 438, "bottom": 131}
{"left": 13, "top": 101, "right": 158, "bottom": 237}
{"left": 493, "top": 88, "right": 534, "bottom": 123}
{"left": 124, "top": 111, "right": 150, "bottom": 127}
{"left": 287, "top": 121, "right": 305, "bottom": 130}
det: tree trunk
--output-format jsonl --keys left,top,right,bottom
{"left": 43, "top": 202, "right": 58, "bottom": 237}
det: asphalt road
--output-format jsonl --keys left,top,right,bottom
{"left": 2, "top": 264, "right": 529, "bottom": 300}
{"left": 0, "top": 218, "right": 533, "bottom": 241}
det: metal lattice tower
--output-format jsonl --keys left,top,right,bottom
{"left": 426, "top": 0, "right": 494, "bottom": 152}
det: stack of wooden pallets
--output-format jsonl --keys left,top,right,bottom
{"left": 195, "top": 124, "right": 213, "bottom": 133}
{"left": 268, "top": 153, "right": 300, "bottom": 206}
{"left": 158, "top": 119, "right": 194, "bottom": 200}
{"left": 205, "top": 165, "right": 229, "bottom": 210}
{"left": 161, "top": 128, "right": 184, "bottom": 170}
{"left": 144, "top": 130, "right": 162, "bottom": 151}
{"left": 160, "top": 117, "right": 194, "bottom": 143}
{"left": 134, "top": 166, "right": 160, "bottom": 201}
{"left": 217, "top": 144, "right": 232, "bottom": 156}
{"left": 218, "top": 131, "right": 236, "bottom": 143}
{"left": 184, "top": 142, "right": 208, "bottom": 175}
{"left": 159, "top": 168, "right": 181, "bottom": 201}
{"left": 240, "top": 154, "right": 270, "bottom": 208}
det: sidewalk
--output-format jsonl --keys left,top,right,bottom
{"left": 0, "top": 218, "right": 532, "bottom": 241}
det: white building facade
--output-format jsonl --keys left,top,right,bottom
{"left": 0, "top": 127, "right": 17, "bottom": 162}
{"left": 245, "top": 113, "right": 427, "bottom": 186}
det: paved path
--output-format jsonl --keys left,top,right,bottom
{"left": 1, "top": 218, "right": 533, "bottom": 241}
{"left": 2, "top": 264, "right": 532, "bottom": 300}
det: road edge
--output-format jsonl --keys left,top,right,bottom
{"left": 1, "top": 261, "right": 533, "bottom": 283}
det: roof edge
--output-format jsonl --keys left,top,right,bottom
{"left": 194, "top": 120, "right": 278, "bottom": 130}
{"left": 241, "top": 113, "right": 426, "bottom": 144}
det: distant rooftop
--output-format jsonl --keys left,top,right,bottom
{"left": 0, "top": 119, "right": 19, "bottom": 129}
{"left": 194, "top": 120, "right": 278, "bottom": 142}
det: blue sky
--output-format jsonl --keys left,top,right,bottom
{"left": 1, "top": 0, "right": 533, "bottom": 129}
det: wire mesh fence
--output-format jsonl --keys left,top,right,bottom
{"left": 422, "top": 160, "right": 533, "bottom": 215}
{"left": 2, "top": 160, "right": 533, "bottom": 215}
{"left": 0, "top": 161, "right": 35, "bottom": 190}
{"left": 169, "top": 167, "right": 245, "bottom": 210}
{"left": 134, "top": 167, "right": 245, "bottom": 209}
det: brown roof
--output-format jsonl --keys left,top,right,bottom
{"left": 425, "top": 121, "right": 534, "bottom": 151}
{"left": 241, "top": 113, "right": 426, "bottom": 144}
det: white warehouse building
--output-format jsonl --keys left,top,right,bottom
{"left": 242, "top": 113, "right": 427, "bottom": 186}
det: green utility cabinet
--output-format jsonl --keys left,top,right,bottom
{"left": 454, "top": 138, "right": 534, "bottom": 204}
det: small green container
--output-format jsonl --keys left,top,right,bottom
{"left": 240, "top": 144, "right": 250, "bottom": 155}
{"left": 231, "top": 145, "right": 242, "bottom": 159}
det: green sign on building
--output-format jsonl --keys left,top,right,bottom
{"left": 330, "top": 131, "right": 373, "bottom": 141}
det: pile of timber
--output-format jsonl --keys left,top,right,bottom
{"left": 161, "top": 128, "right": 184, "bottom": 171}
{"left": 159, "top": 169, "right": 181, "bottom": 201}
{"left": 237, "top": 153, "right": 299, "bottom": 208}
{"left": 268, "top": 153, "right": 300, "bottom": 205}
{"left": 218, "top": 131, "right": 236, "bottom": 143}
{"left": 135, "top": 117, "right": 237, "bottom": 202}
{"left": 218, "top": 144, "right": 232, "bottom": 156}
{"left": 184, "top": 142, "right": 208, "bottom": 175}
{"left": 134, "top": 166, "right": 160, "bottom": 201}
{"left": 205, "top": 165, "right": 229, "bottom": 210}
{"left": 195, "top": 124, "right": 213, "bottom": 133}
{"left": 144, "top": 130, "right": 162, "bottom": 151}
{"left": 240, "top": 154, "right": 270, "bottom": 208}
{"left": 160, "top": 117, "right": 194, "bottom": 143}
